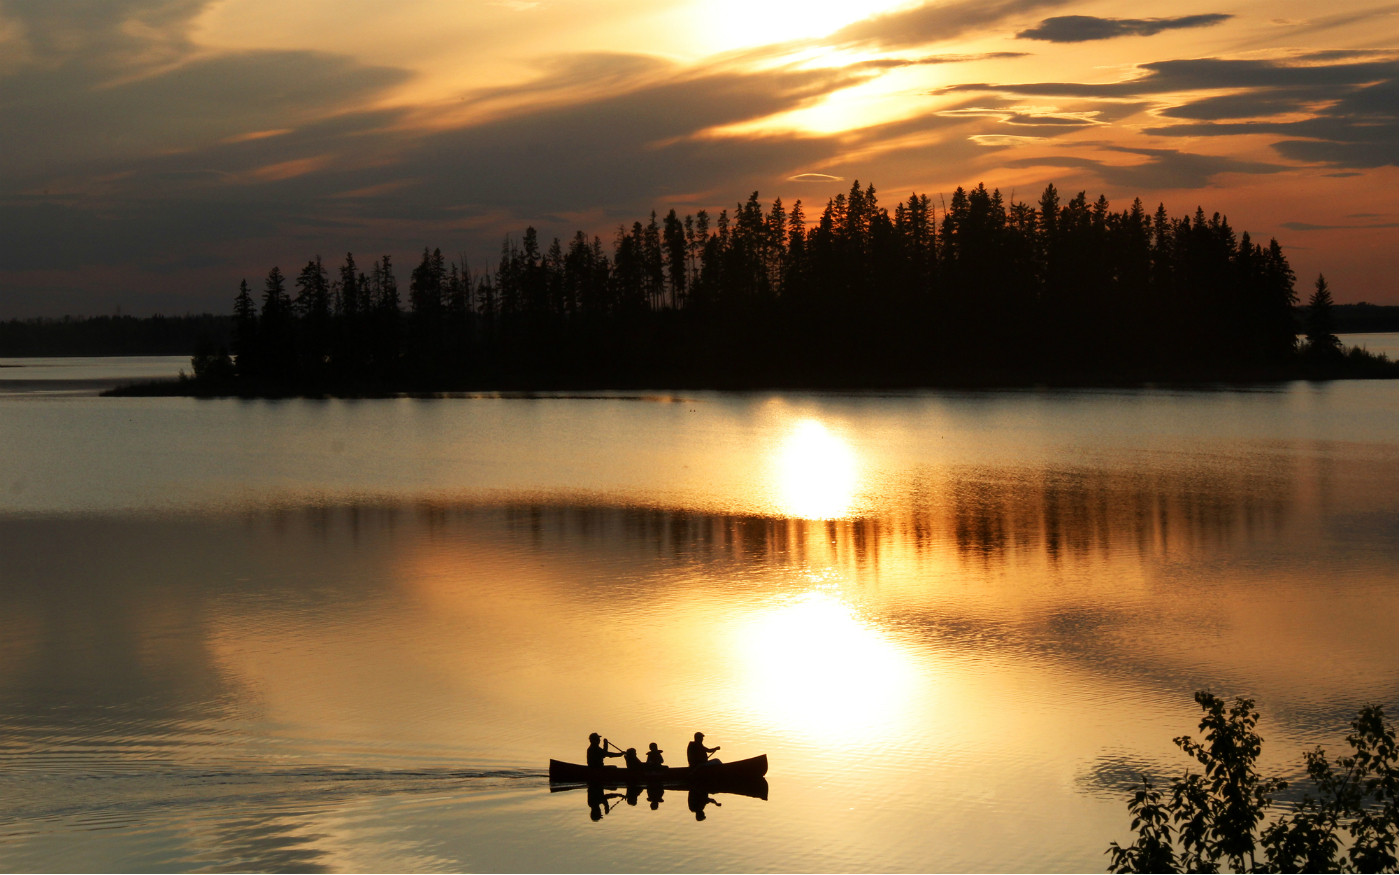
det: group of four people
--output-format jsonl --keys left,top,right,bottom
{"left": 586, "top": 731, "right": 720, "bottom": 771}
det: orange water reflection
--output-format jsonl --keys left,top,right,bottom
{"left": 771, "top": 419, "right": 861, "bottom": 520}
{"left": 731, "top": 590, "right": 920, "bottom": 740}
{"left": 0, "top": 424, "right": 1394, "bottom": 871}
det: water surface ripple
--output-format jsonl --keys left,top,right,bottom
{"left": 0, "top": 367, "right": 1394, "bottom": 872}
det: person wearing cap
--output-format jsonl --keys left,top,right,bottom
{"left": 686, "top": 731, "right": 721, "bottom": 769}
{"left": 587, "top": 732, "right": 624, "bottom": 769}
{"left": 644, "top": 742, "right": 665, "bottom": 768}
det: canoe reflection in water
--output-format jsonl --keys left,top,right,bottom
{"left": 548, "top": 754, "right": 769, "bottom": 821}
{"left": 560, "top": 779, "right": 768, "bottom": 822}
{"left": 585, "top": 783, "right": 627, "bottom": 821}
{"left": 688, "top": 786, "right": 721, "bottom": 821}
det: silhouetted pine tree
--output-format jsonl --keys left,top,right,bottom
{"left": 372, "top": 254, "right": 401, "bottom": 376}
{"left": 258, "top": 266, "right": 294, "bottom": 382}
{"left": 232, "top": 279, "right": 258, "bottom": 377}
{"left": 663, "top": 209, "right": 687, "bottom": 309}
{"left": 294, "top": 256, "right": 331, "bottom": 376}
{"left": 1304, "top": 274, "right": 1342, "bottom": 360}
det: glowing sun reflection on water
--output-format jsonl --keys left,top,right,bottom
{"left": 773, "top": 419, "right": 860, "bottom": 519}
{"left": 733, "top": 590, "right": 919, "bottom": 743}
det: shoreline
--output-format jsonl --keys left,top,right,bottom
{"left": 102, "top": 359, "right": 1398, "bottom": 399}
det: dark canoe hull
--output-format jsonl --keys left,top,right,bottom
{"left": 548, "top": 775, "right": 769, "bottom": 801}
{"left": 548, "top": 753, "right": 768, "bottom": 788}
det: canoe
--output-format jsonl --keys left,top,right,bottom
{"left": 548, "top": 753, "right": 768, "bottom": 786}
{"left": 548, "top": 775, "right": 769, "bottom": 802}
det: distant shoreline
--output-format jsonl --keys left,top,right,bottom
{"left": 103, "top": 355, "right": 1397, "bottom": 399}
{"left": 5, "top": 306, "right": 1395, "bottom": 360}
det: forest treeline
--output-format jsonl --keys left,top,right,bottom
{"left": 85, "top": 181, "right": 1400, "bottom": 389}
{"left": 6, "top": 303, "right": 1393, "bottom": 359}
{"left": 0, "top": 314, "right": 232, "bottom": 357}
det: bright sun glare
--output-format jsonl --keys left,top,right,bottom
{"left": 735, "top": 591, "right": 918, "bottom": 741}
{"left": 702, "top": 0, "right": 909, "bottom": 50}
{"left": 773, "top": 418, "right": 860, "bottom": 519}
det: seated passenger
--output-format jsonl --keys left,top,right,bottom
{"left": 623, "top": 747, "right": 645, "bottom": 770}
{"left": 645, "top": 742, "right": 665, "bottom": 768}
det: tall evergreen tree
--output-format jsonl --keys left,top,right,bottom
{"left": 410, "top": 247, "right": 446, "bottom": 317}
{"left": 663, "top": 209, "right": 688, "bottom": 308}
{"left": 1304, "top": 274, "right": 1342, "bottom": 359}
{"left": 258, "top": 266, "right": 293, "bottom": 380}
{"left": 231, "top": 279, "right": 258, "bottom": 376}
{"left": 260, "top": 265, "right": 290, "bottom": 326}
{"left": 338, "top": 253, "right": 361, "bottom": 319}
{"left": 642, "top": 213, "right": 665, "bottom": 311}
{"left": 294, "top": 256, "right": 330, "bottom": 320}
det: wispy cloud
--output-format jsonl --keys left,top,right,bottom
{"left": 0, "top": 0, "right": 412, "bottom": 186}
{"left": 945, "top": 57, "right": 1397, "bottom": 97}
{"left": 0, "top": 49, "right": 873, "bottom": 275}
{"left": 1281, "top": 220, "right": 1398, "bottom": 231}
{"left": 854, "top": 51, "right": 1030, "bottom": 70}
{"left": 1144, "top": 78, "right": 1397, "bottom": 168}
{"left": 1, "top": 0, "right": 1395, "bottom": 315}
{"left": 828, "top": 0, "right": 1072, "bottom": 48}
{"left": 1016, "top": 14, "right": 1233, "bottom": 42}
{"left": 1243, "top": 4, "right": 1394, "bottom": 49}
{"left": 0, "top": 0, "right": 208, "bottom": 71}
{"left": 1005, "top": 145, "right": 1287, "bottom": 189}
{"left": 942, "top": 106, "right": 1103, "bottom": 127}
{"left": 942, "top": 55, "right": 1398, "bottom": 169}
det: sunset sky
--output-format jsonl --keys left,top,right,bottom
{"left": 2, "top": 0, "right": 1395, "bottom": 316}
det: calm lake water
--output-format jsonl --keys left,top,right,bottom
{"left": 0, "top": 354, "right": 1395, "bottom": 872}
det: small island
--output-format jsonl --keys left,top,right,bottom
{"left": 103, "top": 181, "right": 1395, "bottom": 396}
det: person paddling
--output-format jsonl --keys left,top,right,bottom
{"left": 686, "top": 731, "right": 721, "bottom": 769}
{"left": 587, "top": 732, "right": 624, "bottom": 768}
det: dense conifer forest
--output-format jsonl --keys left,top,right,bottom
{"left": 0, "top": 314, "right": 232, "bottom": 357}
{"left": 78, "top": 181, "right": 1400, "bottom": 392}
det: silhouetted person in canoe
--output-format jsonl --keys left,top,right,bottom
{"left": 688, "top": 785, "right": 722, "bottom": 821}
{"left": 687, "top": 731, "right": 721, "bottom": 769}
{"left": 623, "top": 747, "right": 645, "bottom": 770}
{"left": 645, "top": 742, "right": 664, "bottom": 768}
{"left": 587, "top": 732, "right": 623, "bottom": 769}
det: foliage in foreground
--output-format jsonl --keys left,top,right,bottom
{"left": 1107, "top": 692, "right": 1397, "bottom": 873}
